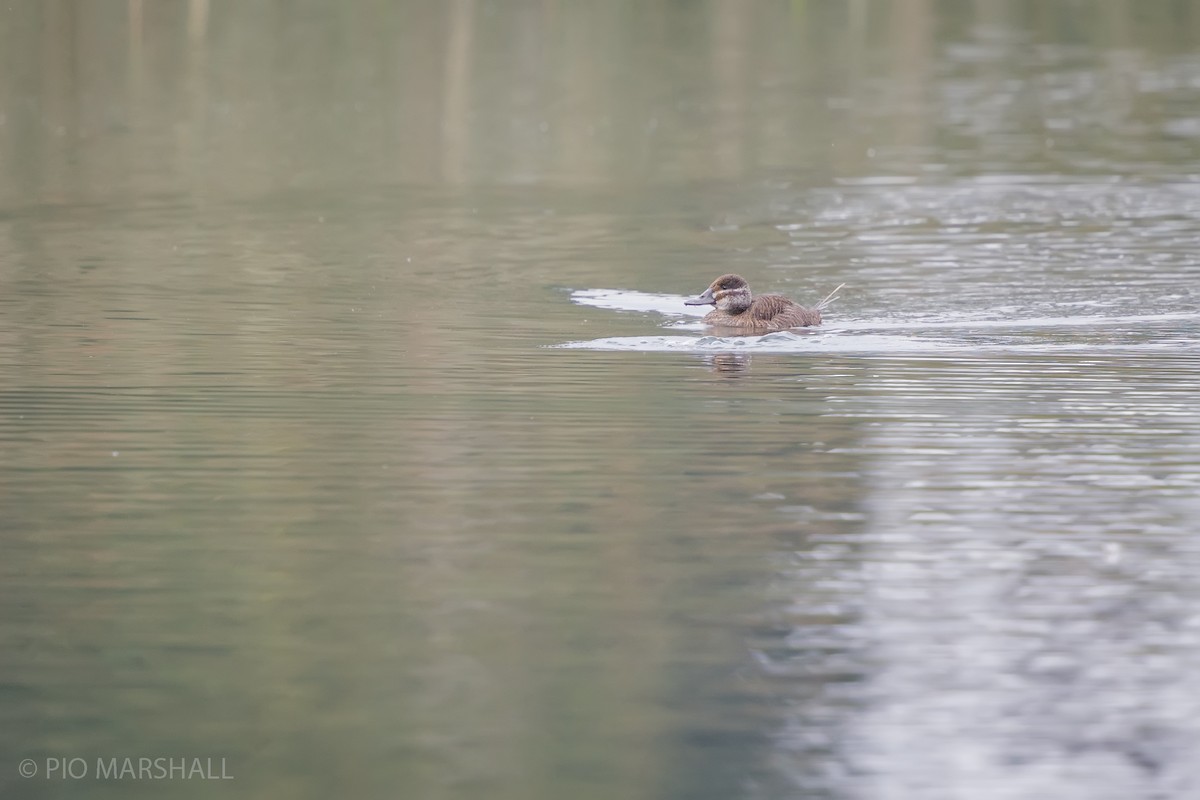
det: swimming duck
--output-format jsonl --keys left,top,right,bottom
{"left": 684, "top": 274, "right": 843, "bottom": 331}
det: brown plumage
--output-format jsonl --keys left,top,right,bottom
{"left": 683, "top": 274, "right": 842, "bottom": 331}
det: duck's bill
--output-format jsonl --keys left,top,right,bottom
{"left": 684, "top": 288, "right": 715, "bottom": 306}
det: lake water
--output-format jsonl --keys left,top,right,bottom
{"left": 3, "top": 3, "right": 1200, "bottom": 799}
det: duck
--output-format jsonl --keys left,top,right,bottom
{"left": 684, "top": 274, "right": 843, "bottom": 331}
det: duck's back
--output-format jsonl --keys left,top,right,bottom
{"left": 750, "top": 294, "right": 822, "bottom": 328}
{"left": 704, "top": 294, "right": 821, "bottom": 330}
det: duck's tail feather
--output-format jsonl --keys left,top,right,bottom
{"left": 815, "top": 283, "right": 845, "bottom": 311}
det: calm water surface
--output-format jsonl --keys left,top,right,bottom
{"left": 2, "top": 3, "right": 1200, "bottom": 800}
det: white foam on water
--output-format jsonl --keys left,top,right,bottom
{"left": 555, "top": 332, "right": 969, "bottom": 353}
{"left": 564, "top": 287, "right": 1200, "bottom": 353}
{"left": 570, "top": 288, "right": 709, "bottom": 317}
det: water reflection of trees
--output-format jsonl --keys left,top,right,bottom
{"left": 7, "top": 0, "right": 1200, "bottom": 205}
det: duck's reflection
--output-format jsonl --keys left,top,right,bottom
{"left": 703, "top": 353, "right": 752, "bottom": 376}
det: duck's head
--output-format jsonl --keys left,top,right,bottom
{"left": 684, "top": 273, "right": 752, "bottom": 313}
